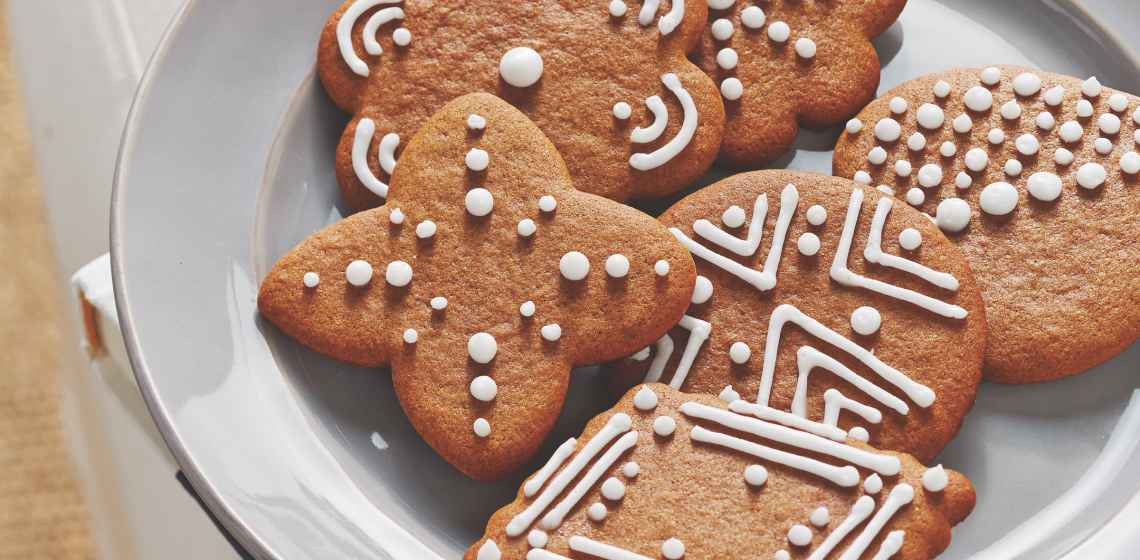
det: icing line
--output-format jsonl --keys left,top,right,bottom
{"left": 631, "top": 96, "right": 668, "bottom": 144}
{"left": 793, "top": 346, "right": 909, "bottom": 417}
{"left": 807, "top": 496, "right": 875, "bottom": 560}
{"left": 644, "top": 335, "right": 674, "bottom": 383}
{"left": 863, "top": 197, "right": 960, "bottom": 291}
{"left": 540, "top": 431, "right": 639, "bottom": 530}
{"left": 690, "top": 425, "right": 860, "bottom": 487}
{"left": 351, "top": 118, "right": 389, "bottom": 198}
{"left": 336, "top": 0, "right": 403, "bottom": 76}
{"left": 568, "top": 536, "right": 653, "bottom": 560}
{"left": 823, "top": 388, "right": 883, "bottom": 426}
{"left": 523, "top": 438, "right": 578, "bottom": 497}
{"left": 630, "top": 73, "right": 698, "bottom": 171}
{"left": 362, "top": 7, "right": 406, "bottom": 56}
{"left": 730, "top": 400, "right": 847, "bottom": 442}
{"left": 838, "top": 483, "right": 915, "bottom": 560}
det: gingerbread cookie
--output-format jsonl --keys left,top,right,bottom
{"left": 258, "top": 93, "right": 696, "bottom": 480}
{"left": 692, "top": 0, "right": 906, "bottom": 166}
{"left": 609, "top": 171, "right": 985, "bottom": 462}
{"left": 319, "top": 0, "right": 725, "bottom": 211}
{"left": 468, "top": 384, "right": 975, "bottom": 559}
{"left": 833, "top": 66, "right": 1140, "bottom": 383}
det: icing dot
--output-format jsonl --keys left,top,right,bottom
{"left": 1012, "top": 72, "right": 1042, "bottom": 96}
{"left": 923, "top": 464, "right": 949, "bottom": 492}
{"left": 775, "top": 551, "right": 791, "bottom": 560}
{"left": 608, "top": 0, "right": 627, "bottom": 17}
{"left": 849, "top": 427, "right": 870, "bottom": 442}
{"left": 716, "top": 48, "right": 738, "bottom": 70}
{"left": 517, "top": 219, "right": 536, "bottom": 237}
{"left": 899, "top": 228, "right": 922, "bottom": 250}
{"left": 797, "top": 232, "right": 821, "bottom": 256}
{"left": 955, "top": 171, "right": 972, "bottom": 189}
{"left": 662, "top": 538, "right": 685, "bottom": 560}
{"left": 867, "top": 146, "right": 887, "bottom": 165}
{"left": 1000, "top": 100, "right": 1022, "bottom": 120}
{"left": 559, "top": 251, "right": 590, "bottom": 281}
{"left": 1054, "top": 148, "right": 1075, "bottom": 166}
{"left": 845, "top": 118, "right": 863, "bottom": 134}
{"left": 729, "top": 342, "right": 751, "bottom": 364}
{"left": 389, "top": 208, "right": 405, "bottom": 224}
{"left": 1004, "top": 159, "right": 1023, "bottom": 177}
{"left": 1044, "top": 85, "right": 1065, "bottom": 106}
{"left": 528, "top": 530, "right": 549, "bottom": 549}
{"left": 345, "top": 260, "right": 373, "bottom": 287}
{"left": 403, "top": 328, "right": 418, "bottom": 344}
{"left": 1082, "top": 76, "right": 1103, "bottom": 97}
{"left": 894, "top": 160, "right": 912, "bottom": 177}
{"left": 533, "top": 196, "right": 557, "bottom": 215}
{"left": 744, "top": 464, "right": 768, "bottom": 487}
{"left": 633, "top": 386, "right": 659, "bottom": 411}
{"left": 1076, "top": 162, "right": 1106, "bottom": 189}
{"left": 806, "top": 205, "right": 827, "bottom": 225}
{"left": 1109, "top": 93, "right": 1129, "bottom": 112}
{"left": 540, "top": 324, "right": 562, "bottom": 342}
{"left": 430, "top": 296, "right": 448, "bottom": 310}
{"left": 303, "top": 272, "right": 320, "bottom": 288}
{"left": 933, "top": 80, "right": 951, "bottom": 98}
{"left": 722, "top": 205, "right": 747, "bottom": 227}
{"left": 1095, "top": 137, "right": 1114, "bottom": 155}
{"left": 907, "top": 132, "right": 926, "bottom": 152}
{"left": 473, "top": 418, "right": 491, "bottom": 438}
{"left": 613, "top": 102, "right": 632, "bottom": 120}
{"left": 864, "top": 474, "right": 883, "bottom": 494}
{"left": 810, "top": 507, "right": 830, "bottom": 527}
{"left": 917, "top": 163, "right": 943, "bottom": 187}
{"left": 1027, "top": 172, "right": 1063, "bottom": 202}
{"left": 477, "top": 540, "right": 500, "bottom": 560}
{"left": 964, "top": 86, "right": 994, "bottom": 112}
{"left": 936, "top": 198, "right": 971, "bottom": 233}
{"left": 385, "top": 260, "right": 413, "bottom": 287}
{"left": 1014, "top": 134, "right": 1040, "bottom": 156}
{"left": 654, "top": 260, "right": 671, "bottom": 276}
{"left": 601, "top": 477, "right": 626, "bottom": 501}
{"left": 1077, "top": 99, "right": 1094, "bottom": 118}
{"left": 719, "top": 385, "right": 741, "bottom": 403}
{"left": 952, "top": 113, "right": 973, "bottom": 133}
{"left": 653, "top": 415, "right": 676, "bottom": 437}
{"left": 587, "top": 502, "right": 607, "bottom": 522}
{"left": 519, "top": 300, "right": 536, "bottom": 317}
{"left": 1121, "top": 151, "right": 1140, "bottom": 174}
{"left": 787, "top": 524, "right": 812, "bottom": 547}
{"left": 1037, "top": 111, "right": 1056, "bottom": 130}
{"left": 853, "top": 171, "right": 872, "bottom": 185}
{"left": 889, "top": 96, "right": 908, "bottom": 114}
{"left": 470, "top": 376, "right": 498, "bottom": 402}
{"left": 720, "top": 78, "right": 744, "bottom": 101}
{"left": 987, "top": 128, "right": 1005, "bottom": 145}
{"left": 980, "top": 66, "right": 1001, "bottom": 85}
{"left": 415, "top": 220, "right": 437, "bottom": 239}
{"left": 499, "top": 47, "right": 543, "bottom": 88}
{"left": 392, "top": 27, "right": 411, "bottom": 46}
{"left": 467, "top": 114, "right": 487, "bottom": 130}
{"left": 873, "top": 118, "right": 901, "bottom": 142}
{"left": 850, "top": 306, "right": 882, "bottom": 336}
{"left": 767, "top": 21, "right": 790, "bottom": 42}
{"left": 622, "top": 462, "right": 640, "bottom": 478}
{"left": 740, "top": 6, "right": 766, "bottom": 29}
{"left": 794, "top": 38, "right": 817, "bottom": 59}
{"left": 605, "top": 254, "right": 630, "bottom": 278}
{"left": 964, "top": 148, "right": 988, "bottom": 171}
{"left": 1099, "top": 113, "right": 1122, "bottom": 135}
{"left": 980, "top": 182, "right": 1019, "bottom": 216}
{"left": 692, "top": 275, "right": 714, "bottom": 304}
{"left": 710, "top": 18, "right": 734, "bottom": 41}
{"left": 940, "top": 141, "right": 957, "bottom": 157}
{"left": 904, "top": 188, "right": 924, "bottom": 207}
{"left": 916, "top": 103, "right": 945, "bottom": 129}
{"left": 465, "top": 148, "right": 489, "bottom": 172}
{"left": 465, "top": 188, "right": 494, "bottom": 216}
{"left": 468, "top": 332, "right": 498, "bottom": 364}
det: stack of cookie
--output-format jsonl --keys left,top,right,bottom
{"left": 257, "top": 1, "right": 1139, "bottom": 558}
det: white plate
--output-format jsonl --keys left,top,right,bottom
{"left": 112, "top": 0, "right": 1140, "bottom": 557}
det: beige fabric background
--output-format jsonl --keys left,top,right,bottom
{"left": 0, "top": 5, "right": 97, "bottom": 558}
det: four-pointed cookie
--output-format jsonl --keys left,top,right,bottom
{"left": 319, "top": 0, "right": 725, "bottom": 211}
{"left": 610, "top": 171, "right": 986, "bottom": 462}
{"left": 258, "top": 93, "right": 696, "bottom": 480}
{"left": 468, "top": 384, "right": 975, "bottom": 559}
{"left": 834, "top": 66, "right": 1140, "bottom": 383}
{"left": 693, "top": 0, "right": 906, "bottom": 165}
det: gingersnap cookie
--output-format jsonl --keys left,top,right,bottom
{"left": 691, "top": 0, "right": 906, "bottom": 166}
{"left": 833, "top": 66, "right": 1140, "bottom": 383}
{"left": 468, "top": 384, "right": 975, "bottom": 559}
{"left": 258, "top": 93, "right": 696, "bottom": 480}
{"left": 609, "top": 171, "right": 985, "bottom": 462}
{"left": 319, "top": 0, "right": 725, "bottom": 211}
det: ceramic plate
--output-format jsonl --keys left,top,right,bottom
{"left": 112, "top": 0, "right": 1140, "bottom": 557}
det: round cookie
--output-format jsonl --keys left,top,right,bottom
{"left": 319, "top": 0, "right": 725, "bottom": 211}
{"left": 611, "top": 171, "right": 986, "bottom": 463}
{"left": 469, "top": 385, "right": 975, "bottom": 560}
{"left": 258, "top": 93, "right": 696, "bottom": 480}
{"left": 833, "top": 66, "right": 1140, "bottom": 383}
{"left": 693, "top": 0, "right": 906, "bottom": 165}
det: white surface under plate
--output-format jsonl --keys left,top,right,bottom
{"left": 112, "top": 0, "right": 1140, "bottom": 558}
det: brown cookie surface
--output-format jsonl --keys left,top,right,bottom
{"left": 692, "top": 0, "right": 906, "bottom": 166}
{"left": 319, "top": 0, "right": 725, "bottom": 211}
{"left": 258, "top": 93, "right": 696, "bottom": 480}
{"left": 468, "top": 385, "right": 975, "bottom": 560}
{"left": 833, "top": 66, "right": 1140, "bottom": 383}
{"left": 610, "top": 171, "right": 985, "bottom": 463}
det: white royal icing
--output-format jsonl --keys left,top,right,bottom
{"left": 528, "top": 529, "right": 549, "bottom": 549}
{"left": 468, "top": 332, "right": 498, "bottom": 364}
{"left": 385, "top": 260, "right": 413, "bottom": 287}
{"left": 631, "top": 96, "right": 668, "bottom": 144}
{"left": 362, "top": 7, "right": 406, "bottom": 56}
{"left": 517, "top": 219, "right": 536, "bottom": 237}
{"left": 303, "top": 272, "right": 320, "bottom": 288}
{"left": 1012, "top": 72, "right": 1042, "bottom": 96}
{"left": 806, "top": 496, "right": 874, "bottom": 560}
{"left": 345, "top": 260, "right": 373, "bottom": 287}
{"left": 600, "top": 477, "right": 626, "bottom": 501}
{"left": 823, "top": 388, "right": 882, "bottom": 427}
{"left": 613, "top": 102, "right": 632, "bottom": 120}
{"left": 540, "top": 324, "right": 562, "bottom": 342}
{"left": 402, "top": 328, "right": 417, "bottom": 344}
{"left": 605, "top": 254, "right": 630, "bottom": 278}
{"left": 871, "top": 531, "right": 905, "bottom": 560}
{"left": 539, "top": 431, "right": 639, "bottom": 530}
{"left": 609, "top": 0, "right": 628, "bottom": 17}
{"left": 850, "top": 306, "right": 881, "bottom": 336}
{"left": 568, "top": 536, "right": 651, "bottom": 560}
{"left": 1027, "top": 172, "right": 1063, "bottom": 202}
{"left": 622, "top": 461, "right": 640, "bottom": 478}
{"left": 837, "top": 484, "right": 914, "bottom": 560}
{"left": 430, "top": 296, "right": 448, "bottom": 311}
{"left": 899, "top": 228, "right": 922, "bottom": 251}
{"left": 797, "top": 233, "right": 821, "bottom": 256}
{"left": 538, "top": 195, "right": 557, "bottom": 213}
{"left": 657, "top": 0, "right": 685, "bottom": 35}
{"left": 716, "top": 48, "right": 739, "bottom": 70}
{"left": 653, "top": 415, "right": 677, "bottom": 437}
{"left": 810, "top": 507, "right": 830, "bottom": 527}
{"left": 524, "top": 438, "right": 578, "bottom": 497}
{"left": 559, "top": 251, "right": 590, "bottom": 281}
{"left": 935, "top": 198, "right": 971, "bottom": 233}
{"left": 499, "top": 47, "right": 544, "bottom": 88}
{"left": 980, "top": 182, "right": 1019, "bottom": 216}
{"left": 655, "top": 260, "right": 671, "bottom": 276}
{"left": 864, "top": 474, "right": 883, "bottom": 494}
{"left": 469, "top": 375, "right": 498, "bottom": 402}
{"left": 744, "top": 464, "right": 768, "bottom": 487}
{"left": 923, "top": 464, "right": 949, "bottom": 492}
{"left": 520, "top": 300, "right": 536, "bottom": 317}
{"left": 662, "top": 538, "right": 685, "bottom": 559}
{"left": 336, "top": 0, "right": 403, "bottom": 77}
{"left": 352, "top": 119, "right": 391, "bottom": 198}
{"left": 466, "top": 148, "right": 489, "bottom": 171}
{"left": 691, "top": 275, "right": 713, "bottom": 304}
{"left": 794, "top": 38, "right": 817, "bottom": 59}
{"left": 721, "top": 78, "right": 744, "bottom": 101}
{"left": 476, "top": 538, "right": 502, "bottom": 560}
{"left": 630, "top": 74, "right": 698, "bottom": 171}
{"left": 710, "top": 18, "right": 734, "bottom": 41}
{"left": 633, "top": 386, "right": 659, "bottom": 411}
{"left": 473, "top": 417, "right": 491, "bottom": 438}
{"left": 740, "top": 6, "right": 766, "bottom": 29}
{"left": 788, "top": 524, "right": 812, "bottom": 547}
{"left": 415, "top": 220, "right": 436, "bottom": 239}
{"left": 465, "top": 188, "right": 494, "bottom": 216}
